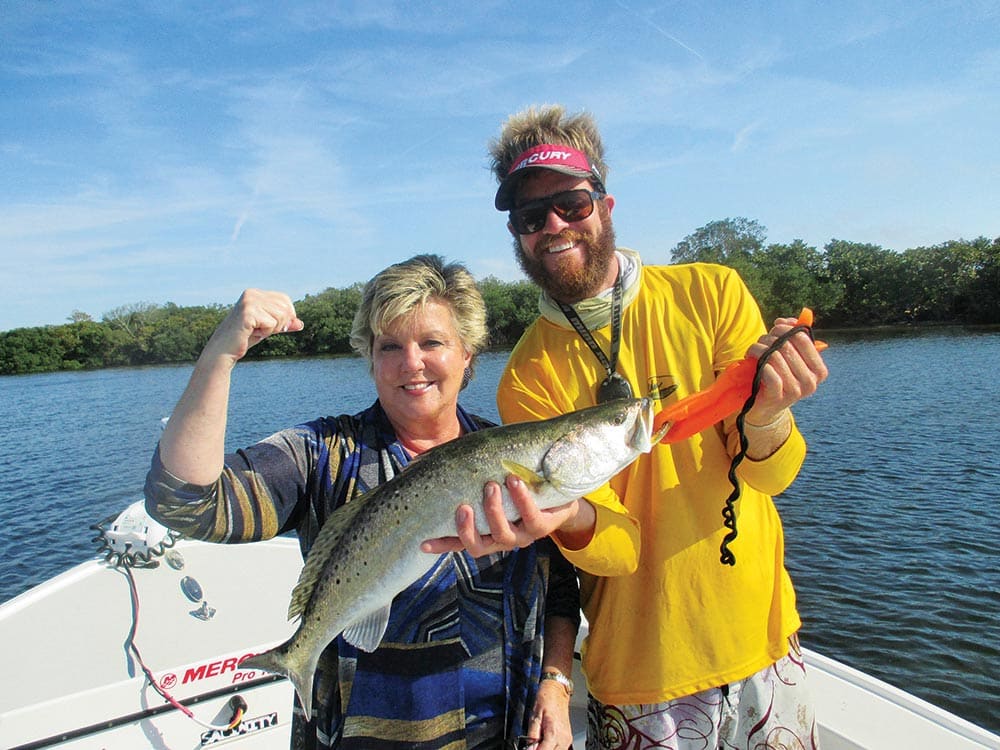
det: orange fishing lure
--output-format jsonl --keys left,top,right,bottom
{"left": 653, "top": 308, "right": 828, "bottom": 444}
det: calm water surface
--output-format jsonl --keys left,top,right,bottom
{"left": 1, "top": 329, "right": 997, "bottom": 733}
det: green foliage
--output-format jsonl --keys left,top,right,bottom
{"left": 961, "top": 237, "right": 1000, "bottom": 323}
{"left": 751, "top": 240, "right": 842, "bottom": 323}
{"left": 672, "top": 218, "right": 767, "bottom": 266}
{"left": 823, "top": 240, "right": 912, "bottom": 325}
{"left": 3, "top": 222, "right": 998, "bottom": 375}
{"left": 670, "top": 220, "right": 999, "bottom": 329}
{"left": 293, "top": 284, "right": 365, "bottom": 356}
{"left": 61, "top": 320, "right": 117, "bottom": 369}
{"left": 672, "top": 218, "right": 767, "bottom": 299}
{"left": 145, "top": 304, "right": 227, "bottom": 363}
{"left": 478, "top": 276, "right": 539, "bottom": 348}
{"left": 0, "top": 327, "right": 66, "bottom": 374}
{"left": 101, "top": 301, "right": 161, "bottom": 365}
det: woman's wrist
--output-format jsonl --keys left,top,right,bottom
{"left": 540, "top": 667, "right": 574, "bottom": 697}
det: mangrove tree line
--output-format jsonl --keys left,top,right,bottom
{"left": 3, "top": 219, "right": 998, "bottom": 375}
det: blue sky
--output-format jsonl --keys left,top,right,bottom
{"left": 2, "top": 1, "right": 998, "bottom": 331}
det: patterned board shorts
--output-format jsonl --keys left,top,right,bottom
{"left": 585, "top": 636, "right": 820, "bottom": 750}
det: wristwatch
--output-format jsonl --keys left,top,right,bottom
{"left": 540, "top": 669, "right": 574, "bottom": 696}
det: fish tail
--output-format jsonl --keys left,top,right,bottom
{"left": 241, "top": 641, "right": 316, "bottom": 717}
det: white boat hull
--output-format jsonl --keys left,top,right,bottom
{"left": 2, "top": 535, "right": 997, "bottom": 749}
{"left": 0, "top": 537, "right": 300, "bottom": 749}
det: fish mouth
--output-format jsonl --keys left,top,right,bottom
{"left": 639, "top": 397, "right": 670, "bottom": 449}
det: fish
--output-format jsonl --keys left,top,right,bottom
{"left": 240, "top": 397, "right": 666, "bottom": 716}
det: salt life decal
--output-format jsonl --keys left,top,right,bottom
{"left": 200, "top": 712, "right": 279, "bottom": 745}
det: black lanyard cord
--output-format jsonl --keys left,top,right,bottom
{"left": 557, "top": 271, "right": 632, "bottom": 403}
{"left": 557, "top": 270, "right": 623, "bottom": 377}
{"left": 720, "top": 323, "right": 817, "bottom": 566}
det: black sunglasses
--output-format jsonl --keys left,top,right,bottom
{"left": 509, "top": 189, "right": 606, "bottom": 235}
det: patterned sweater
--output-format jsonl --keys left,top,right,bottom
{"left": 145, "top": 400, "right": 580, "bottom": 749}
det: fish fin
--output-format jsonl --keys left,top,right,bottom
{"left": 287, "top": 496, "right": 372, "bottom": 620}
{"left": 241, "top": 640, "right": 317, "bottom": 717}
{"left": 341, "top": 605, "right": 392, "bottom": 652}
{"left": 501, "top": 459, "right": 545, "bottom": 489}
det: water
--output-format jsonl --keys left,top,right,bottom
{"left": 777, "top": 328, "right": 1000, "bottom": 734}
{"left": 1, "top": 335, "right": 997, "bottom": 733}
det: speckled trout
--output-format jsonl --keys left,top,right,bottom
{"left": 241, "top": 397, "right": 666, "bottom": 715}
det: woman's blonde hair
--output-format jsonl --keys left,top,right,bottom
{"left": 350, "top": 254, "right": 488, "bottom": 383}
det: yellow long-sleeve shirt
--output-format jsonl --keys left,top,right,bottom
{"left": 497, "top": 260, "right": 806, "bottom": 704}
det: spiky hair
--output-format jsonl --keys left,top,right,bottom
{"left": 488, "top": 104, "right": 609, "bottom": 187}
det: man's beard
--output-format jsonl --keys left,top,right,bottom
{"left": 514, "top": 213, "right": 617, "bottom": 304}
